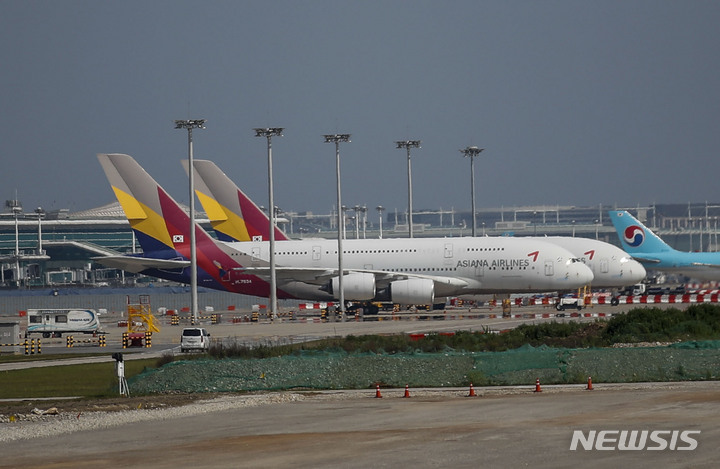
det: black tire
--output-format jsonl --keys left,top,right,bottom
{"left": 610, "top": 297, "right": 619, "bottom": 306}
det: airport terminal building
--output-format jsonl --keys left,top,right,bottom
{"left": 1, "top": 199, "right": 719, "bottom": 289}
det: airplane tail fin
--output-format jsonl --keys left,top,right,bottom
{"left": 98, "top": 153, "right": 218, "bottom": 260}
{"left": 182, "top": 159, "right": 289, "bottom": 242}
{"left": 98, "top": 153, "right": 271, "bottom": 294}
{"left": 608, "top": 210, "right": 674, "bottom": 254}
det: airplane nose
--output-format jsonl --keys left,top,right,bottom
{"left": 626, "top": 260, "right": 647, "bottom": 283}
{"left": 574, "top": 262, "right": 594, "bottom": 285}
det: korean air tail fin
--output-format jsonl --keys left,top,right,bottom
{"left": 182, "top": 159, "right": 289, "bottom": 242}
{"left": 608, "top": 210, "right": 675, "bottom": 255}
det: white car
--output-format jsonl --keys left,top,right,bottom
{"left": 180, "top": 327, "right": 211, "bottom": 353}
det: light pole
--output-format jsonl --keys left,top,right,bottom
{"left": 35, "top": 207, "right": 44, "bottom": 255}
{"left": 459, "top": 146, "right": 484, "bottom": 237}
{"left": 324, "top": 134, "right": 350, "bottom": 315}
{"left": 11, "top": 201, "right": 21, "bottom": 286}
{"left": 376, "top": 206, "right": 385, "bottom": 239}
{"left": 174, "top": 119, "right": 206, "bottom": 324}
{"left": 396, "top": 140, "right": 421, "bottom": 238}
{"left": 255, "top": 127, "right": 284, "bottom": 320}
{"left": 360, "top": 205, "right": 367, "bottom": 238}
{"left": 353, "top": 205, "right": 361, "bottom": 239}
{"left": 341, "top": 205, "right": 349, "bottom": 239}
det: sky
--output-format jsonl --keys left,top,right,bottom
{"left": 1, "top": 1, "right": 719, "bottom": 221}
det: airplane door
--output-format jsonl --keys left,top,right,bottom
{"left": 251, "top": 246, "right": 262, "bottom": 266}
{"left": 312, "top": 246, "right": 321, "bottom": 261}
{"left": 475, "top": 264, "right": 484, "bottom": 277}
{"left": 444, "top": 243, "right": 456, "bottom": 270}
{"left": 600, "top": 258, "right": 609, "bottom": 274}
{"left": 544, "top": 260, "right": 554, "bottom": 276}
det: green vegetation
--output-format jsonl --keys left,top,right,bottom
{"left": 0, "top": 358, "right": 158, "bottom": 399}
{"left": 204, "top": 305, "right": 720, "bottom": 359}
{"left": 603, "top": 304, "right": 720, "bottom": 343}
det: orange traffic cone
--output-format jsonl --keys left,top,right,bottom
{"left": 586, "top": 376, "right": 593, "bottom": 390}
{"left": 375, "top": 384, "right": 382, "bottom": 398}
{"left": 534, "top": 378, "right": 542, "bottom": 392}
{"left": 468, "top": 383, "right": 476, "bottom": 397}
{"left": 403, "top": 384, "right": 411, "bottom": 398}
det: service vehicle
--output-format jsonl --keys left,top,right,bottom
{"left": 26, "top": 309, "right": 103, "bottom": 338}
{"left": 180, "top": 327, "right": 211, "bottom": 352}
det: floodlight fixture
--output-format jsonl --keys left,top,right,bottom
{"left": 255, "top": 127, "right": 284, "bottom": 138}
{"left": 396, "top": 140, "right": 421, "bottom": 150}
{"left": 174, "top": 119, "right": 207, "bottom": 130}
{"left": 324, "top": 134, "right": 351, "bottom": 143}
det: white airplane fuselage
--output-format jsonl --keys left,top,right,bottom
{"left": 215, "top": 235, "right": 594, "bottom": 302}
{"left": 538, "top": 237, "right": 646, "bottom": 288}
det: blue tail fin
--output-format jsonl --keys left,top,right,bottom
{"left": 608, "top": 210, "right": 674, "bottom": 254}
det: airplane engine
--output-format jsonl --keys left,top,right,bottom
{"left": 329, "top": 272, "right": 376, "bottom": 300}
{"left": 390, "top": 278, "right": 435, "bottom": 305}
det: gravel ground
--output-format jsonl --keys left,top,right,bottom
{"left": 0, "top": 392, "right": 305, "bottom": 442}
{"left": 2, "top": 381, "right": 712, "bottom": 443}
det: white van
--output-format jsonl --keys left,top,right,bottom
{"left": 180, "top": 327, "right": 211, "bottom": 353}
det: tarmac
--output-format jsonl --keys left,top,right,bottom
{"left": 0, "top": 382, "right": 718, "bottom": 468}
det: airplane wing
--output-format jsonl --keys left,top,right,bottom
{"left": 690, "top": 262, "right": 720, "bottom": 268}
{"left": 630, "top": 256, "right": 662, "bottom": 264}
{"left": 92, "top": 256, "right": 190, "bottom": 273}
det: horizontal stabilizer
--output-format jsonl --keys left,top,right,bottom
{"left": 93, "top": 255, "right": 189, "bottom": 273}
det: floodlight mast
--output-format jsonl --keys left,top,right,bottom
{"left": 459, "top": 146, "right": 484, "bottom": 237}
{"left": 376, "top": 205, "right": 385, "bottom": 239}
{"left": 395, "top": 140, "right": 421, "bottom": 238}
{"left": 174, "top": 119, "right": 206, "bottom": 324}
{"left": 324, "top": 134, "right": 351, "bottom": 316}
{"left": 255, "top": 127, "right": 284, "bottom": 320}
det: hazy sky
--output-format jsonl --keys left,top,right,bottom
{"left": 2, "top": 1, "right": 719, "bottom": 220}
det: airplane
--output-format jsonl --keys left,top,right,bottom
{"left": 95, "top": 153, "right": 593, "bottom": 308}
{"left": 185, "top": 159, "right": 644, "bottom": 289}
{"left": 609, "top": 210, "right": 720, "bottom": 282}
